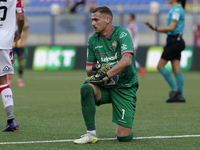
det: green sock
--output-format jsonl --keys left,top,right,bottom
{"left": 80, "top": 84, "right": 96, "bottom": 131}
{"left": 117, "top": 131, "right": 134, "bottom": 142}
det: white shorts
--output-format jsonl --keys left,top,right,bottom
{"left": 0, "top": 49, "right": 14, "bottom": 77}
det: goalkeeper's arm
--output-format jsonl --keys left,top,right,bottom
{"left": 86, "top": 65, "right": 95, "bottom": 77}
{"left": 106, "top": 53, "right": 132, "bottom": 78}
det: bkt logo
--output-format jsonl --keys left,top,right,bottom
{"left": 33, "top": 46, "right": 76, "bottom": 70}
{"left": 145, "top": 46, "right": 193, "bottom": 71}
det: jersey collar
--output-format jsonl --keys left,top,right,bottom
{"left": 100, "top": 25, "right": 114, "bottom": 39}
{"left": 173, "top": 4, "right": 181, "bottom": 7}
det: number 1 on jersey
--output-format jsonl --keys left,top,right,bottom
{"left": 122, "top": 109, "right": 125, "bottom": 120}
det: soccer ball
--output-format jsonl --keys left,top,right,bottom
{"left": 100, "top": 75, "right": 119, "bottom": 88}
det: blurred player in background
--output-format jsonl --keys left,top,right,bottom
{"left": 0, "top": 0, "right": 24, "bottom": 132}
{"left": 7, "top": 17, "right": 28, "bottom": 87}
{"left": 126, "top": 13, "right": 145, "bottom": 78}
{"left": 144, "top": 0, "right": 186, "bottom": 102}
{"left": 85, "top": 0, "right": 97, "bottom": 12}
{"left": 70, "top": 0, "right": 86, "bottom": 13}
{"left": 74, "top": 6, "right": 138, "bottom": 144}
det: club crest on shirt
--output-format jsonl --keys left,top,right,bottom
{"left": 111, "top": 40, "right": 117, "bottom": 47}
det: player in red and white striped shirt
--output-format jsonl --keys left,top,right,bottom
{"left": 126, "top": 14, "right": 145, "bottom": 78}
{"left": 0, "top": 0, "right": 25, "bottom": 132}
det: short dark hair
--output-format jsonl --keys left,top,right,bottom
{"left": 92, "top": 6, "right": 113, "bottom": 20}
{"left": 130, "top": 14, "right": 135, "bottom": 20}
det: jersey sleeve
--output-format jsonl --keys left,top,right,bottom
{"left": 16, "top": 0, "right": 25, "bottom": 13}
{"left": 118, "top": 29, "right": 134, "bottom": 56}
{"left": 86, "top": 38, "right": 96, "bottom": 66}
{"left": 171, "top": 7, "right": 181, "bottom": 22}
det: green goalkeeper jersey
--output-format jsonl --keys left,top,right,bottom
{"left": 86, "top": 25, "right": 138, "bottom": 90}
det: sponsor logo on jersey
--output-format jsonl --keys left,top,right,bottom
{"left": 124, "top": 84, "right": 131, "bottom": 87}
{"left": 175, "top": 8, "right": 180, "bottom": 11}
{"left": 118, "top": 119, "right": 127, "bottom": 124}
{"left": 111, "top": 40, "right": 117, "bottom": 47}
{"left": 3, "top": 66, "right": 11, "bottom": 71}
{"left": 119, "top": 32, "right": 127, "bottom": 39}
{"left": 121, "top": 44, "right": 127, "bottom": 51}
{"left": 95, "top": 46, "right": 103, "bottom": 49}
{"left": 101, "top": 53, "right": 118, "bottom": 62}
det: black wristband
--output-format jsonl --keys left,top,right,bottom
{"left": 155, "top": 26, "right": 158, "bottom": 31}
{"left": 92, "top": 64, "right": 96, "bottom": 72}
{"left": 92, "top": 63, "right": 99, "bottom": 72}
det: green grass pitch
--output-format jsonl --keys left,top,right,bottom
{"left": 0, "top": 70, "right": 200, "bottom": 150}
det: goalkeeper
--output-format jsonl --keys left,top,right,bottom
{"left": 74, "top": 6, "right": 138, "bottom": 144}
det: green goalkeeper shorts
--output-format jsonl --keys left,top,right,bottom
{"left": 96, "top": 86, "right": 137, "bottom": 128}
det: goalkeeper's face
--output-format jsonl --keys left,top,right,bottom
{"left": 91, "top": 12, "right": 110, "bottom": 34}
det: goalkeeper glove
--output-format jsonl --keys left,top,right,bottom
{"left": 92, "top": 63, "right": 112, "bottom": 75}
{"left": 84, "top": 73, "right": 110, "bottom": 84}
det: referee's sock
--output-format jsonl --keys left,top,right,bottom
{"left": 159, "top": 68, "right": 177, "bottom": 91}
{"left": 175, "top": 72, "right": 184, "bottom": 98}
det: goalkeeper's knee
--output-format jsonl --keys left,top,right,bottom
{"left": 80, "top": 84, "right": 94, "bottom": 99}
{"left": 117, "top": 131, "right": 134, "bottom": 142}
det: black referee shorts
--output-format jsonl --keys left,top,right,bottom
{"left": 161, "top": 34, "right": 185, "bottom": 61}
{"left": 13, "top": 47, "right": 25, "bottom": 57}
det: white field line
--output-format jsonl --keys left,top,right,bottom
{"left": 0, "top": 135, "right": 200, "bottom": 145}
